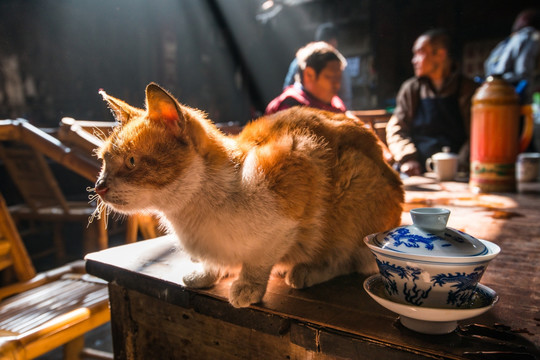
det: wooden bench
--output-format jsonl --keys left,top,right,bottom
{"left": 0, "top": 193, "right": 111, "bottom": 360}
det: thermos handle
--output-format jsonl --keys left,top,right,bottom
{"left": 520, "top": 104, "right": 534, "bottom": 152}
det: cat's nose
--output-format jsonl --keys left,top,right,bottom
{"left": 95, "top": 178, "right": 109, "bottom": 197}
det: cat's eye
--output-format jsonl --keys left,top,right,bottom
{"left": 125, "top": 156, "right": 136, "bottom": 169}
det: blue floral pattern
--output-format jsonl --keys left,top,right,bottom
{"left": 376, "top": 226, "right": 487, "bottom": 256}
{"left": 431, "top": 266, "right": 486, "bottom": 307}
{"left": 383, "top": 228, "right": 441, "bottom": 251}
{"left": 375, "top": 256, "right": 486, "bottom": 307}
{"left": 403, "top": 282, "right": 431, "bottom": 306}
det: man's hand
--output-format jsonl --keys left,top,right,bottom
{"left": 400, "top": 160, "right": 422, "bottom": 176}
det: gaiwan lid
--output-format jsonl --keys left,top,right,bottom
{"left": 373, "top": 208, "right": 488, "bottom": 257}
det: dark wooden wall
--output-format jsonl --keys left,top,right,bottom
{"left": 0, "top": 0, "right": 254, "bottom": 127}
{"left": 0, "top": 0, "right": 538, "bottom": 127}
{"left": 370, "top": 0, "right": 540, "bottom": 109}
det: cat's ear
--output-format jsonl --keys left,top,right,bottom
{"left": 99, "top": 89, "right": 141, "bottom": 125}
{"left": 145, "top": 83, "right": 184, "bottom": 136}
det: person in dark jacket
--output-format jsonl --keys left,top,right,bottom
{"left": 386, "top": 29, "right": 478, "bottom": 176}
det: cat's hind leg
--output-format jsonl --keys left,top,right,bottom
{"left": 229, "top": 263, "right": 272, "bottom": 308}
{"left": 183, "top": 264, "right": 221, "bottom": 289}
{"left": 286, "top": 249, "right": 377, "bottom": 289}
{"left": 285, "top": 262, "right": 349, "bottom": 289}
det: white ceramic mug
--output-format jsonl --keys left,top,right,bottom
{"left": 425, "top": 147, "right": 458, "bottom": 181}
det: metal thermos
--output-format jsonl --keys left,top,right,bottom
{"left": 469, "top": 76, "right": 533, "bottom": 193}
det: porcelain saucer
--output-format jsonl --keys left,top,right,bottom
{"left": 363, "top": 274, "right": 498, "bottom": 335}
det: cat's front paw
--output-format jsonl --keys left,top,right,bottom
{"left": 229, "top": 280, "right": 266, "bottom": 308}
{"left": 183, "top": 270, "right": 219, "bottom": 289}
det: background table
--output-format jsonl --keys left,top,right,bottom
{"left": 86, "top": 176, "right": 540, "bottom": 359}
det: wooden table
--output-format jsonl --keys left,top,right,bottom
{"left": 85, "top": 176, "right": 540, "bottom": 359}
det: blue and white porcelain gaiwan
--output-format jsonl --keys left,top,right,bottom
{"left": 363, "top": 208, "right": 501, "bottom": 334}
{"left": 364, "top": 208, "right": 500, "bottom": 308}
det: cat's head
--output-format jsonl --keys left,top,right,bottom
{"left": 92, "top": 83, "right": 208, "bottom": 215}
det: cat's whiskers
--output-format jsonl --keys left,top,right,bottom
{"left": 92, "top": 127, "right": 109, "bottom": 143}
{"left": 107, "top": 141, "right": 120, "bottom": 152}
{"left": 86, "top": 186, "right": 110, "bottom": 229}
{"left": 92, "top": 127, "right": 114, "bottom": 158}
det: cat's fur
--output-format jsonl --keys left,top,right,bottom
{"left": 94, "top": 83, "right": 404, "bottom": 308}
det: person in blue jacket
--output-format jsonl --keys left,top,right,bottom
{"left": 484, "top": 8, "right": 540, "bottom": 103}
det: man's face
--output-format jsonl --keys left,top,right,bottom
{"left": 411, "top": 36, "right": 443, "bottom": 78}
{"left": 304, "top": 60, "right": 342, "bottom": 103}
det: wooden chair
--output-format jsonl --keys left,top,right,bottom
{"left": 0, "top": 193, "right": 111, "bottom": 360}
{"left": 349, "top": 109, "right": 392, "bottom": 146}
{"left": 0, "top": 142, "right": 107, "bottom": 260}
{"left": 349, "top": 109, "right": 394, "bottom": 164}
{"left": 57, "top": 118, "right": 117, "bottom": 156}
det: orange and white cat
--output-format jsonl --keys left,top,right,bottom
{"left": 94, "top": 83, "right": 403, "bottom": 308}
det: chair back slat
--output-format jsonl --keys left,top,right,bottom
{"left": 0, "top": 193, "right": 36, "bottom": 281}
{"left": 0, "top": 144, "right": 70, "bottom": 214}
{"left": 350, "top": 110, "right": 392, "bottom": 145}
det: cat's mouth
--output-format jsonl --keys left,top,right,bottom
{"left": 101, "top": 198, "right": 130, "bottom": 210}
{"left": 87, "top": 186, "right": 129, "bottom": 209}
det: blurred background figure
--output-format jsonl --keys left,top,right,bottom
{"left": 266, "top": 41, "right": 347, "bottom": 114}
{"left": 282, "top": 22, "right": 353, "bottom": 109}
{"left": 484, "top": 8, "right": 540, "bottom": 104}
{"left": 386, "top": 29, "right": 478, "bottom": 176}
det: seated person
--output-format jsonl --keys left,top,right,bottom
{"left": 386, "top": 29, "right": 478, "bottom": 176}
{"left": 265, "top": 41, "right": 347, "bottom": 115}
{"left": 283, "top": 22, "right": 353, "bottom": 109}
{"left": 484, "top": 8, "right": 540, "bottom": 103}
{"left": 267, "top": 41, "right": 395, "bottom": 163}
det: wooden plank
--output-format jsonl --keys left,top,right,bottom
{"left": 108, "top": 284, "right": 130, "bottom": 360}
{"left": 319, "top": 330, "right": 436, "bottom": 360}
{"left": 109, "top": 283, "right": 338, "bottom": 360}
